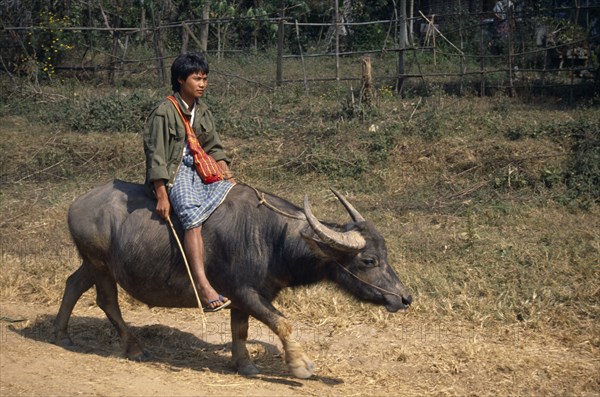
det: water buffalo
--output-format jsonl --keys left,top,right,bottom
{"left": 54, "top": 180, "right": 412, "bottom": 378}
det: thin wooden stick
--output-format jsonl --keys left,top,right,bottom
{"left": 166, "top": 217, "right": 207, "bottom": 334}
{"left": 418, "top": 11, "right": 464, "bottom": 56}
{"left": 14, "top": 159, "right": 66, "bottom": 183}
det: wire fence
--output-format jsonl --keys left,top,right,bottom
{"left": 1, "top": 4, "right": 598, "bottom": 100}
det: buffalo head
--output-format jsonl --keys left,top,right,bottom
{"left": 303, "top": 190, "right": 413, "bottom": 312}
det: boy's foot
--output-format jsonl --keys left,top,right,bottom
{"left": 202, "top": 294, "right": 231, "bottom": 312}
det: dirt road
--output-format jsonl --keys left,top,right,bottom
{"left": 1, "top": 298, "right": 597, "bottom": 396}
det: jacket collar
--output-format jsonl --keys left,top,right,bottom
{"left": 173, "top": 92, "right": 207, "bottom": 117}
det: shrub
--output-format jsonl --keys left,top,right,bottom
{"left": 505, "top": 118, "right": 600, "bottom": 202}
{"left": 69, "top": 91, "right": 158, "bottom": 133}
{"left": 564, "top": 125, "right": 600, "bottom": 201}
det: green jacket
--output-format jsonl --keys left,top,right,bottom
{"left": 143, "top": 93, "right": 230, "bottom": 194}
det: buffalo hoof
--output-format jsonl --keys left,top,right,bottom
{"left": 54, "top": 337, "right": 75, "bottom": 348}
{"left": 52, "top": 330, "right": 75, "bottom": 348}
{"left": 288, "top": 356, "right": 315, "bottom": 379}
{"left": 127, "top": 349, "right": 153, "bottom": 362}
{"left": 237, "top": 362, "right": 260, "bottom": 377}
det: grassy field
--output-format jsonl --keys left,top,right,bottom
{"left": 0, "top": 57, "right": 599, "bottom": 394}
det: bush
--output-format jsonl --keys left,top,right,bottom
{"left": 0, "top": 78, "right": 160, "bottom": 134}
{"left": 506, "top": 118, "right": 600, "bottom": 202}
{"left": 69, "top": 91, "right": 158, "bottom": 133}
{"left": 564, "top": 125, "right": 600, "bottom": 201}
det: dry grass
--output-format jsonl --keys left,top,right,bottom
{"left": 1, "top": 70, "right": 599, "bottom": 395}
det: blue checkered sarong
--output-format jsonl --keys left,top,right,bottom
{"left": 169, "top": 154, "right": 235, "bottom": 230}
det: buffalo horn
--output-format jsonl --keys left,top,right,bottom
{"left": 303, "top": 195, "right": 366, "bottom": 251}
{"left": 330, "top": 188, "right": 366, "bottom": 222}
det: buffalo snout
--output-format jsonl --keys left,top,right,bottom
{"left": 384, "top": 287, "right": 412, "bottom": 312}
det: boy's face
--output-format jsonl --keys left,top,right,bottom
{"left": 178, "top": 71, "right": 208, "bottom": 101}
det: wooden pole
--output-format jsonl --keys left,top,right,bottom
{"left": 396, "top": 0, "right": 407, "bottom": 94}
{"left": 87, "top": 1, "right": 95, "bottom": 59}
{"left": 276, "top": 6, "right": 284, "bottom": 87}
{"left": 295, "top": 20, "right": 309, "bottom": 96}
{"left": 459, "top": 0, "right": 464, "bottom": 94}
{"left": 121, "top": 35, "right": 129, "bottom": 75}
{"left": 100, "top": 3, "right": 121, "bottom": 83}
{"left": 217, "top": 22, "right": 222, "bottom": 59}
{"left": 408, "top": 0, "right": 414, "bottom": 44}
{"left": 479, "top": 19, "right": 485, "bottom": 97}
{"left": 200, "top": 0, "right": 211, "bottom": 53}
{"left": 335, "top": 0, "right": 340, "bottom": 82}
{"left": 109, "top": 33, "right": 119, "bottom": 83}
{"left": 360, "top": 57, "right": 373, "bottom": 105}
{"left": 182, "top": 22, "right": 203, "bottom": 50}
{"left": 140, "top": 0, "right": 146, "bottom": 43}
{"left": 149, "top": 1, "right": 166, "bottom": 87}
{"left": 181, "top": 23, "right": 189, "bottom": 53}
{"left": 507, "top": 6, "right": 514, "bottom": 97}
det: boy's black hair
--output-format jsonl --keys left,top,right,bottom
{"left": 171, "top": 51, "right": 209, "bottom": 92}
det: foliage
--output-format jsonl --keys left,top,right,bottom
{"left": 31, "top": 11, "right": 78, "bottom": 78}
{"left": 564, "top": 123, "right": 600, "bottom": 201}
{"left": 506, "top": 118, "right": 600, "bottom": 202}
{"left": 345, "top": 0, "right": 393, "bottom": 51}
{"left": 1, "top": 0, "right": 597, "bottom": 104}
{"left": 0, "top": 81, "right": 158, "bottom": 133}
{"left": 1, "top": 4, "right": 80, "bottom": 80}
{"left": 69, "top": 91, "right": 158, "bottom": 133}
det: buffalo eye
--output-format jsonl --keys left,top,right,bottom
{"left": 361, "top": 256, "right": 379, "bottom": 268}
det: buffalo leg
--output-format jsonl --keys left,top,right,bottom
{"left": 53, "top": 261, "right": 94, "bottom": 346}
{"left": 93, "top": 269, "right": 150, "bottom": 361}
{"left": 235, "top": 290, "right": 315, "bottom": 379}
{"left": 230, "top": 308, "right": 259, "bottom": 376}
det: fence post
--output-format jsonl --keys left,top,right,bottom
{"left": 361, "top": 57, "right": 373, "bottom": 105}
{"left": 396, "top": 0, "right": 407, "bottom": 94}
{"left": 335, "top": 0, "right": 340, "bottom": 82}
{"left": 295, "top": 20, "right": 309, "bottom": 96}
{"left": 181, "top": 22, "right": 189, "bottom": 53}
{"left": 276, "top": 9, "right": 284, "bottom": 87}
{"left": 479, "top": 19, "right": 485, "bottom": 97}
{"left": 459, "top": 0, "right": 465, "bottom": 94}
{"left": 508, "top": 7, "right": 514, "bottom": 97}
{"left": 200, "top": 0, "right": 210, "bottom": 53}
{"left": 140, "top": 0, "right": 146, "bottom": 43}
{"left": 109, "top": 33, "right": 119, "bottom": 84}
{"left": 100, "top": 3, "right": 121, "bottom": 84}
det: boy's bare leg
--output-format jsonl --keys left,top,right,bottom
{"left": 184, "top": 226, "right": 229, "bottom": 309}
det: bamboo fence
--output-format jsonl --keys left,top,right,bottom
{"left": 1, "top": 5, "right": 598, "bottom": 99}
